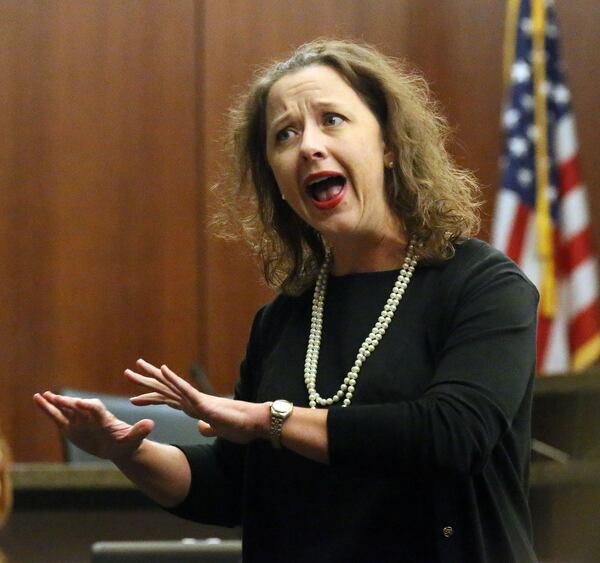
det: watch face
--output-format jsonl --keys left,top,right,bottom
{"left": 273, "top": 399, "right": 292, "bottom": 415}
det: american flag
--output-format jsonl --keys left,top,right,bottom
{"left": 492, "top": 0, "right": 600, "bottom": 374}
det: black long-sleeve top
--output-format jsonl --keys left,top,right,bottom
{"left": 169, "top": 238, "right": 539, "bottom": 563}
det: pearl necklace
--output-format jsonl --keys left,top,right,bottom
{"left": 304, "top": 238, "right": 418, "bottom": 408}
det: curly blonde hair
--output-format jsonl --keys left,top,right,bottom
{"left": 214, "top": 38, "right": 481, "bottom": 294}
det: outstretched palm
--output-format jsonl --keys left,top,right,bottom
{"left": 33, "top": 392, "right": 154, "bottom": 461}
{"left": 125, "top": 359, "right": 269, "bottom": 444}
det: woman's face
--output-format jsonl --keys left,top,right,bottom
{"left": 265, "top": 64, "right": 397, "bottom": 245}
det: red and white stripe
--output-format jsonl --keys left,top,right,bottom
{"left": 493, "top": 114, "right": 600, "bottom": 373}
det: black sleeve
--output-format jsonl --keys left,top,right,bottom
{"left": 167, "top": 438, "right": 245, "bottom": 526}
{"left": 327, "top": 250, "right": 539, "bottom": 477}
{"left": 165, "top": 306, "right": 269, "bottom": 525}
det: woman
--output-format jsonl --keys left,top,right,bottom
{"left": 34, "top": 39, "right": 538, "bottom": 562}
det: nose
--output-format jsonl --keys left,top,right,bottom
{"left": 299, "top": 124, "right": 328, "bottom": 161}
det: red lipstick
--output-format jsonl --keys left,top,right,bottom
{"left": 312, "top": 183, "right": 348, "bottom": 209}
{"left": 303, "top": 170, "right": 348, "bottom": 210}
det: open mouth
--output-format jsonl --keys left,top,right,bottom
{"left": 306, "top": 173, "right": 347, "bottom": 209}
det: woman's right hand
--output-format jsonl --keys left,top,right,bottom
{"left": 33, "top": 391, "right": 154, "bottom": 462}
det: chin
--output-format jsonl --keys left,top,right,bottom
{"left": 313, "top": 219, "right": 361, "bottom": 240}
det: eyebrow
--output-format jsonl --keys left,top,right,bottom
{"left": 268, "top": 112, "right": 292, "bottom": 135}
{"left": 267, "top": 99, "right": 344, "bottom": 134}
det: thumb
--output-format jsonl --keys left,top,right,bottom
{"left": 126, "top": 419, "right": 155, "bottom": 444}
{"left": 197, "top": 420, "right": 216, "bottom": 437}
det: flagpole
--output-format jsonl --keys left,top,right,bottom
{"left": 532, "top": 0, "right": 556, "bottom": 317}
{"left": 503, "top": 0, "right": 521, "bottom": 91}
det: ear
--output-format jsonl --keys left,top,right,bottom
{"left": 384, "top": 149, "right": 395, "bottom": 169}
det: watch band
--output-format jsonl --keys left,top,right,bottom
{"left": 270, "top": 399, "right": 294, "bottom": 449}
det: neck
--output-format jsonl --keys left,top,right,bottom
{"left": 326, "top": 231, "right": 410, "bottom": 276}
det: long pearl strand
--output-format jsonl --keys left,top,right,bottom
{"left": 304, "top": 238, "right": 418, "bottom": 408}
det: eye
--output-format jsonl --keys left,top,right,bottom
{"left": 275, "top": 127, "right": 296, "bottom": 143}
{"left": 323, "top": 113, "right": 345, "bottom": 126}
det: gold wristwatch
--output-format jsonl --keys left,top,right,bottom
{"left": 270, "top": 399, "right": 294, "bottom": 449}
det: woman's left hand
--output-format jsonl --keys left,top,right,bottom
{"left": 124, "top": 359, "right": 271, "bottom": 445}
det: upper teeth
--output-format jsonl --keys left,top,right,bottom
{"left": 308, "top": 175, "right": 339, "bottom": 186}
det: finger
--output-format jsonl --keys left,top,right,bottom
{"left": 44, "top": 391, "right": 86, "bottom": 411}
{"left": 130, "top": 393, "right": 183, "bottom": 411}
{"left": 135, "top": 358, "right": 181, "bottom": 396}
{"left": 44, "top": 394, "right": 103, "bottom": 425}
{"left": 74, "top": 398, "right": 104, "bottom": 413}
{"left": 197, "top": 420, "right": 216, "bottom": 437}
{"left": 61, "top": 406, "right": 77, "bottom": 418}
{"left": 160, "top": 365, "right": 206, "bottom": 407}
{"left": 33, "top": 393, "right": 69, "bottom": 427}
{"left": 72, "top": 398, "right": 106, "bottom": 422}
{"left": 63, "top": 408, "right": 95, "bottom": 428}
{"left": 124, "top": 368, "right": 180, "bottom": 401}
{"left": 135, "top": 358, "right": 163, "bottom": 378}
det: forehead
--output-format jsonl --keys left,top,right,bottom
{"left": 266, "top": 64, "right": 367, "bottom": 121}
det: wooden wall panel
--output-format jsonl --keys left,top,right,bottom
{"left": 402, "top": 0, "right": 506, "bottom": 236}
{"left": 1, "top": 0, "right": 199, "bottom": 461}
